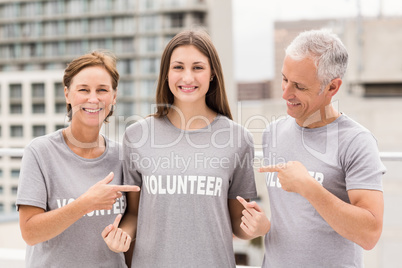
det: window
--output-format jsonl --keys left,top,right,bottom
{"left": 117, "top": 60, "right": 135, "bottom": 75}
{"left": 12, "top": 186, "right": 18, "bottom": 195}
{"left": 116, "top": 103, "right": 135, "bottom": 117}
{"left": 115, "top": 0, "right": 135, "bottom": 11}
{"left": 55, "top": 125, "right": 65, "bottom": 130}
{"left": 114, "top": 38, "right": 134, "bottom": 53}
{"left": 11, "top": 169, "right": 20, "bottom": 178}
{"left": 363, "top": 83, "right": 402, "bottom": 97}
{"left": 140, "top": 16, "right": 159, "bottom": 32}
{"left": 0, "top": 169, "right": 3, "bottom": 178}
{"left": 141, "top": 59, "right": 159, "bottom": 75}
{"left": 140, "top": 101, "right": 152, "bottom": 116}
{"left": 119, "top": 81, "right": 135, "bottom": 97}
{"left": 55, "top": 103, "right": 66, "bottom": 113}
{"left": 165, "top": 0, "right": 186, "bottom": 8}
{"left": 89, "top": 0, "right": 109, "bottom": 12}
{"left": 193, "top": 12, "right": 205, "bottom": 25}
{"left": 67, "top": 0, "right": 84, "bottom": 14}
{"left": 9, "top": 84, "right": 22, "bottom": 98}
{"left": 22, "top": 2, "right": 42, "bottom": 17}
{"left": 54, "top": 82, "right": 64, "bottom": 97}
{"left": 21, "top": 22, "right": 41, "bottom": 38}
{"left": 90, "top": 18, "right": 112, "bottom": 33}
{"left": 0, "top": 203, "right": 3, "bottom": 213}
{"left": 11, "top": 203, "right": 17, "bottom": 212}
{"left": 114, "top": 17, "right": 134, "bottom": 34}
{"left": 89, "top": 39, "right": 107, "bottom": 51}
{"left": 3, "top": 24, "right": 20, "bottom": 39}
{"left": 32, "top": 83, "right": 45, "bottom": 98}
{"left": 33, "top": 125, "right": 46, "bottom": 137}
{"left": 66, "top": 41, "right": 83, "bottom": 56}
{"left": 44, "top": 0, "right": 63, "bottom": 15}
{"left": 10, "top": 125, "right": 23, "bottom": 137}
{"left": 44, "top": 42, "right": 60, "bottom": 57}
{"left": 170, "top": 13, "right": 184, "bottom": 28}
{"left": 44, "top": 21, "right": 60, "bottom": 36}
{"left": 32, "top": 104, "right": 45, "bottom": 114}
{"left": 21, "top": 43, "right": 40, "bottom": 58}
{"left": 10, "top": 104, "right": 22, "bottom": 114}
{"left": 141, "top": 37, "right": 158, "bottom": 52}
{"left": 141, "top": 80, "right": 156, "bottom": 98}
{"left": 164, "top": 35, "right": 175, "bottom": 46}
{"left": 0, "top": 186, "right": 3, "bottom": 194}
{"left": 67, "top": 20, "right": 84, "bottom": 36}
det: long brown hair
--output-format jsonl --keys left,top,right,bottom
{"left": 154, "top": 29, "right": 232, "bottom": 120}
{"left": 63, "top": 50, "right": 119, "bottom": 122}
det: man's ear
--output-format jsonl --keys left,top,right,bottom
{"left": 328, "top": 78, "right": 342, "bottom": 96}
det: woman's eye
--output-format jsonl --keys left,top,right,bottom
{"left": 194, "top": 66, "right": 203, "bottom": 70}
{"left": 173, "top": 66, "right": 183, "bottom": 69}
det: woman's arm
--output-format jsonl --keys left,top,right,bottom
{"left": 19, "top": 172, "right": 139, "bottom": 245}
{"left": 228, "top": 197, "right": 270, "bottom": 240}
{"left": 102, "top": 191, "right": 140, "bottom": 259}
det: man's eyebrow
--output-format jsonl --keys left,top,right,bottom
{"left": 282, "top": 73, "right": 307, "bottom": 87}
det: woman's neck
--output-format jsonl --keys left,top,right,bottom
{"left": 62, "top": 124, "right": 105, "bottom": 158}
{"left": 167, "top": 102, "right": 217, "bottom": 130}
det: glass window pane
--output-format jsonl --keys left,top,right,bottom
{"left": 32, "top": 104, "right": 45, "bottom": 114}
{"left": 10, "top": 125, "right": 23, "bottom": 137}
{"left": 32, "top": 83, "right": 45, "bottom": 98}
{"left": 9, "top": 84, "right": 22, "bottom": 98}
{"left": 33, "top": 125, "right": 46, "bottom": 137}
{"left": 10, "top": 104, "right": 22, "bottom": 114}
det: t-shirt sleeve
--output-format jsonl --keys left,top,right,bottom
{"left": 228, "top": 128, "right": 257, "bottom": 199}
{"left": 16, "top": 145, "right": 48, "bottom": 211}
{"left": 344, "top": 132, "right": 385, "bottom": 191}
{"left": 122, "top": 129, "right": 143, "bottom": 187}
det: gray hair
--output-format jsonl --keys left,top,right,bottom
{"left": 285, "top": 29, "right": 348, "bottom": 91}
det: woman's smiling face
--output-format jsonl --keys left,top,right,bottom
{"left": 65, "top": 66, "right": 116, "bottom": 128}
{"left": 168, "top": 45, "right": 212, "bottom": 107}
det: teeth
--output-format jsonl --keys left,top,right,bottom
{"left": 287, "top": 101, "right": 299, "bottom": 106}
{"left": 181, "top": 86, "right": 196, "bottom": 90}
{"left": 84, "top": 108, "right": 101, "bottom": 113}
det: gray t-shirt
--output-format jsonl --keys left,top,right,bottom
{"left": 123, "top": 115, "right": 257, "bottom": 268}
{"left": 16, "top": 129, "right": 127, "bottom": 268}
{"left": 261, "top": 114, "right": 385, "bottom": 268}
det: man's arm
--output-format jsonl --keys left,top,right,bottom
{"left": 260, "top": 161, "right": 383, "bottom": 250}
{"left": 304, "top": 182, "right": 383, "bottom": 250}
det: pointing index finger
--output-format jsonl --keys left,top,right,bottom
{"left": 114, "top": 185, "right": 141, "bottom": 192}
{"left": 259, "top": 165, "right": 281, "bottom": 173}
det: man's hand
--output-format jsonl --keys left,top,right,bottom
{"left": 259, "top": 161, "right": 318, "bottom": 195}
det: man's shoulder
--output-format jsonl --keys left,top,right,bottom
{"left": 263, "top": 115, "right": 293, "bottom": 134}
{"left": 337, "top": 114, "right": 372, "bottom": 138}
